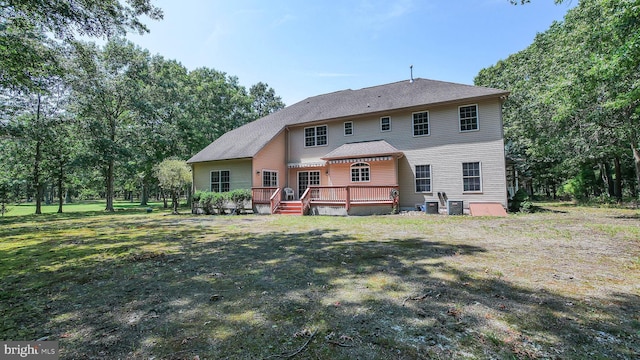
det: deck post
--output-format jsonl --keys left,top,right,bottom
{"left": 345, "top": 186, "right": 351, "bottom": 212}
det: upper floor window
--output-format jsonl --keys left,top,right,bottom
{"left": 462, "top": 162, "right": 482, "bottom": 192}
{"left": 211, "top": 170, "right": 230, "bottom": 192}
{"left": 413, "top": 111, "right": 429, "bottom": 136}
{"left": 380, "top": 116, "right": 391, "bottom": 132}
{"left": 459, "top": 105, "right": 478, "bottom": 132}
{"left": 344, "top": 121, "right": 353, "bottom": 136}
{"left": 351, "top": 162, "right": 370, "bottom": 182}
{"left": 415, "top": 165, "right": 432, "bottom": 192}
{"left": 305, "top": 125, "right": 328, "bottom": 147}
{"left": 262, "top": 170, "right": 278, "bottom": 187}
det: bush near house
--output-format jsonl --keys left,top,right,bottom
{"left": 194, "top": 189, "right": 252, "bottom": 215}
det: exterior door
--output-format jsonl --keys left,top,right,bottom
{"left": 297, "top": 171, "right": 320, "bottom": 197}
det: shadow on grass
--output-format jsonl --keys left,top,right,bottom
{"left": 1, "top": 214, "right": 638, "bottom": 359}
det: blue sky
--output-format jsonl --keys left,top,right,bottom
{"left": 127, "top": 0, "right": 576, "bottom": 106}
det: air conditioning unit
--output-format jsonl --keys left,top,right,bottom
{"left": 448, "top": 200, "right": 463, "bottom": 215}
{"left": 425, "top": 201, "right": 439, "bottom": 214}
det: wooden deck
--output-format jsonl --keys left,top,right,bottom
{"left": 252, "top": 185, "right": 399, "bottom": 215}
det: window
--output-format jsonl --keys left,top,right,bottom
{"left": 459, "top": 105, "right": 478, "bottom": 131}
{"left": 351, "top": 162, "right": 370, "bottom": 182}
{"left": 415, "top": 165, "right": 432, "bottom": 192}
{"left": 304, "top": 125, "right": 328, "bottom": 147}
{"left": 211, "top": 170, "right": 230, "bottom": 192}
{"left": 262, "top": 170, "right": 278, "bottom": 187}
{"left": 344, "top": 121, "right": 353, "bottom": 136}
{"left": 462, "top": 162, "right": 482, "bottom": 192}
{"left": 380, "top": 116, "right": 391, "bottom": 132}
{"left": 413, "top": 111, "right": 429, "bottom": 136}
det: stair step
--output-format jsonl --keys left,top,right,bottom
{"left": 274, "top": 201, "right": 303, "bottom": 215}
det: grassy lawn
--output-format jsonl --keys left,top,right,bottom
{"left": 2, "top": 200, "right": 165, "bottom": 217}
{"left": 1, "top": 204, "right": 638, "bottom": 359}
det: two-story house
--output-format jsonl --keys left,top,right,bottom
{"left": 187, "top": 78, "right": 509, "bottom": 215}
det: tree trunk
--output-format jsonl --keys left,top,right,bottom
{"left": 602, "top": 162, "right": 615, "bottom": 198}
{"left": 140, "top": 180, "right": 148, "bottom": 206}
{"left": 105, "top": 116, "right": 116, "bottom": 212}
{"left": 57, "top": 163, "right": 64, "bottom": 213}
{"left": 172, "top": 190, "right": 179, "bottom": 214}
{"left": 105, "top": 159, "right": 115, "bottom": 211}
{"left": 614, "top": 156, "right": 623, "bottom": 202}
{"left": 34, "top": 94, "right": 43, "bottom": 215}
{"left": 631, "top": 144, "right": 640, "bottom": 199}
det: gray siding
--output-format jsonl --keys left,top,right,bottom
{"left": 288, "top": 99, "right": 507, "bottom": 209}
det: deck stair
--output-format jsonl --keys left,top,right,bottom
{"left": 274, "top": 201, "right": 303, "bottom": 215}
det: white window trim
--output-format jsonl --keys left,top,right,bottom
{"left": 261, "top": 169, "right": 278, "bottom": 187}
{"left": 210, "top": 169, "right": 231, "bottom": 193}
{"left": 344, "top": 121, "right": 353, "bottom": 136}
{"left": 462, "top": 162, "right": 483, "bottom": 193}
{"left": 412, "top": 111, "right": 430, "bottom": 137}
{"left": 459, "top": 104, "right": 480, "bottom": 133}
{"left": 350, "top": 162, "right": 371, "bottom": 183}
{"left": 304, "top": 124, "right": 329, "bottom": 148}
{"left": 415, "top": 164, "right": 432, "bottom": 193}
{"left": 380, "top": 116, "right": 391, "bottom": 132}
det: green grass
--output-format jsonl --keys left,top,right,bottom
{"left": 2, "top": 200, "right": 167, "bottom": 217}
{"left": 1, "top": 204, "right": 639, "bottom": 359}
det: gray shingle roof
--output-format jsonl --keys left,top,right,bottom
{"left": 321, "top": 140, "right": 402, "bottom": 160}
{"left": 187, "top": 78, "right": 508, "bottom": 164}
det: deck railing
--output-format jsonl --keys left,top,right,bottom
{"left": 300, "top": 187, "right": 312, "bottom": 215}
{"left": 309, "top": 185, "right": 399, "bottom": 211}
{"left": 252, "top": 187, "right": 278, "bottom": 204}
{"left": 253, "top": 185, "right": 399, "bottom": 214}
{"left": 270, "top": 188, "right": 281, "bottom": 214}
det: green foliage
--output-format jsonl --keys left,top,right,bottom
{"left": 154, "top": 159, "right": 191, "bottom": 194}
{"left": 249, "top": 82, "right": 286, "bottom": 118}
{"left": 199, "top": 191, "right": 227, "bottom": 215}
{"left": 229, "top": 189, "right": 252, "bottom": 214}
{"left": 477, "top": 0, "right": 640, "bottom": 200}
{"left": 509, "top": 188, "right": 530, "bottom": 212}
{"left": 195, "top": 189, "right": 252, "bottom": 215}
{"left": 192, "top": 190, "right": 204, "bottom": 202}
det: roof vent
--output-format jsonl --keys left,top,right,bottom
{"left": 409, "top": 65, "right": 414, "bottom": 83}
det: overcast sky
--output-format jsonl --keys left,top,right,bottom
{"left": 126, "top": 0, "right": 576, "bottom": 105}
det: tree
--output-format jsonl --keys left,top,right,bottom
{"left": 183, "top": 68, "right": 254, "bottom": 156}
{"left": 70, "top": 39, "right": 150, "bottom": 212}
{"left": 1, "top": 72, "right": 71, "bottom": 214}
{"left": 249, "top": 82, "right": 285, "bottom": 118}
{"left": 477, "top": 0, "right": 640, "bottom": 200}
{"left": 154, "top": 159, "right": 191, "bottom": 214}
{"left": 1, "top": 0, "right": 162, "bottom": 91}
{"left": 133, "top": 56, "right": 189, "bottom": 205}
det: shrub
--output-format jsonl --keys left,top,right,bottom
{"left": 520, "top": 200, "right": 534, "bottom": 213}
{"left": 211, "top": 192, "right": 227, "bottom": 214}
{"left": 192, "top": 190, "right": 205, "bottom": 203}
{"left": 229, "top": 189, "right": 252, "bottom": 214}
{"left": 509, "top": 188, "right": 529, "bottom": 212}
